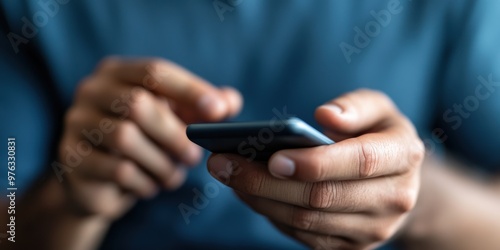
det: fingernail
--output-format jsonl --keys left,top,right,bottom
{"left": 198, "top": 94, "right": 224, "bottom": 116}
{"left": 321, "top": 104, "right": 343, "bottom": 115}
{"left": 208, "top": 154, "right": 232, "bottom": 182}
{"left": 269, "top": 154, "right": 295, "bottom": 179}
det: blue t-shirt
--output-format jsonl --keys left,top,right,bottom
{"left": 1, "top": 1, "right": 499, "bottom": 249}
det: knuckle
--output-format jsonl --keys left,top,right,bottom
{"left": 371, "top": 89, "right": 390, "bottom": 102}
{"left": 146, "top": 58, "right": 169, "bottom": 71}
{"left": 170, "top": 134, "right": 192, "bottom": 154}
{"left": 64, "top": 107, "right": 82, "bottom": 127}
{"left": 390, "top": 188, "right": 417, "bottom": 213}
{"left": 409, "top": 139, "right": 425, "bottom": 167}
{"left": 397, "top": 116, "right": 425, "bottom": 173}
{"left": 144, "top": 59, "right": 171, "bottom": 79}
{"left": 164, "top": 168, "right": 187, "bottom": 190}
{"left": 308, "top": 181, "right": 337, "bottom": 209}
{"left": 369, "top": 89, "right": 394, "bottom": 107}
{"left": 291, "top": 207, "right": 319, "bottom": 231}
{"left": 240, "top": 171, "right": 265, "bottom": 195}
{"left": 113, "top": 121, "right": 139, "bottom": 153}
{"left": 96, "top": 57, "right": 121, "bottom": 73}
{"left": 74, "top": 77, "right": 96, "bottom": 101}
{"left": 358, "top": 140, "right": 378, "bottom": 178}
{"left": 58, "top": 138, "right": 71, "bottom": 160}
{"left": 357, "top": 88, "right": 397, "bottom": 113}
{"left": 130, "top": 86, "right": 148, "bottom": 101}
{"left": 128, "top": 87, "right": 152, "bottom": 117}
{"left": 369, "top": 226, "right": 394, "bottom": 242}
{"left": 306, "top": 148, "right": 329, "bottom": 181}
{"left": 173, "top": 140, "right": 194, "bottom": 160}
{"left": 113, "top": 160, "right": 136, "bottom": 186}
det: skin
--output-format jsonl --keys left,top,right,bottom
{"left": 0, "top": 58, "right": 499, "bottom": 250}
{"left": 0, "top": 57, "right": 243, "bottom": 250}
{"left": 207, "top": 89, "right": 500, "bottom": 249}
{"left": 60, "top": 58, "right": 242, "bottom": 220}
{"left": 208, "top": 89, "right": 425, "bottom": 249}
{"left": 399, "top": 157, "right": 500, "bottom": 250}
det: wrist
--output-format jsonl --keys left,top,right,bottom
{"left": 395, "top": 157, "right": 444, "bottom": 244}
{"left": 52, "top": 206, "right": 110, "bottom": 250}
{"left": 11, "top": 172, "right": 113, "bottom": 250}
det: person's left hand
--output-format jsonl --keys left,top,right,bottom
{"left": 207, "top": 89, "right": 424, "bottom": 249}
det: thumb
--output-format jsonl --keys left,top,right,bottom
{"left": 314, "top": 89, "right": 399, "bottom": 139}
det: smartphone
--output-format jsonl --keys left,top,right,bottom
{"left": 186, "top": 117, "right": 334, "bottom": 161}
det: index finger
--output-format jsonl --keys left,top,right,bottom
{"left": 96, "top": 57, "right": 242, "bottom": 121}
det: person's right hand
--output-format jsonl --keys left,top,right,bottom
{"left": 59, "top": 57, "right": 242, "bottom": 220}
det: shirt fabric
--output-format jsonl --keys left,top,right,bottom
{"left": 1, "top": 0, "right": 500, "bottom": 249}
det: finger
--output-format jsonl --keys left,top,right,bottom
{"left": 74, "top": 76, "right": 145, "bottom": 118}
{"left": 174, "top": 86, "right": 243, "bottom": 123}
{"left": 101, "top": 120, "right": 185, "bottom": 189}
{"left": 314, "top": 89, "right": 399, "bottom": 135}
{"left": 269, "top": 221, "right": 355, "bottom": 250}
{"left": 65, "top": 174, "right": 136, "bottom": 218}
{"left": 74, "top": 80, "right": 202, "bottom": 165}
{"left": 73, "top": 148, "right": 158, "bottom": 198}
{"left": 207, "top": 154, "right": 416, "bottom": 213}
{"left": 94, "top": 57, "right": 243, "bottom": 121}
{"left": 66, "top": 108, "right": 182, "bottom": 189}
{"left": 268, "top": 123, "right": 424, "bottom": 181}
{"left": 236, "top": 192, "right": 404, "bottom": 243}
{"left": 126, "top": 88, "right": 202, "bottom": 165}
{"left": 220, "top": 86, "right": 243, "bottom": 117}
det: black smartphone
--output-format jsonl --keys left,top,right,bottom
{"left": 186, "top": 117, "right": 334, "bottom": 161}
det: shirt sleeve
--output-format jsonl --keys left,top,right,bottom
{"left": 437, "top": 0, "right": 500, "bottom": 172}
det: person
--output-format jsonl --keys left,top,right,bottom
{"left": 1, "top": 1, "right": 499, "bottom": 249}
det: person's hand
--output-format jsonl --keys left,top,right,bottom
{"left": 59, "top": 57, "right": 242, "bottom": 220}
{"left": 207, "top": 89, "right": 424, "bottom": 249}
